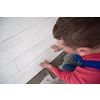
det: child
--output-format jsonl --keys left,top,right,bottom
{"left": 40, "top": 17, "right": 100, "bottom": 84}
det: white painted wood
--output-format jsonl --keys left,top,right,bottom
{"left": 4, "top": 60, "right": 42, "bottom": 84}
{"left": 0, "top": 61, "right": 18, "bottom": 83}
{"left": 0, "top": 17, "right": 60, "bottom": 84}
{"left": 7, "top": 17, "right": 22, "bottom": 21}
{"left": 22, "top": 17, "right": 35, "bottom": 21}
{"left": 18, "top": 17, "right": 58, "bottom": 41}
{"left": 0, "top": 17, "right": 9, "bottom": 25}
{"left": 13, "top": 35, "right": 56, "bottom": 70}
{"left": 0, "top": 18, "right": 39, "bottom": 41}
{"left": 0, "top": 35, "right": 40, "bottom": 68}
{"left": 0, "top": 37, "right": 2, "bottom": 43}
{"left": 0, "top": 17, "right": 24, "bottom": 33}
{"left": 37, "top": 17, "right": 49, "bottom": 22}
{"left": 0, "top": 35, "right": 22, "bottom": 55}
{"left": 36, "top": 25, "right": 53, "bottom": 41}
{"left": 36, "top": 48, "right": 63, "bottom": 65}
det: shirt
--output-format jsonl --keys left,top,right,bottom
{"left": 51, "top": 53, "right": 100, "bottom": 84}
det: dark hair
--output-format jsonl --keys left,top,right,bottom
{"left": 53, "top": 17, "right": 100, "bottom": 50}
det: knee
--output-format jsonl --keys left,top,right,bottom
{"left": 62, "top": 64, "right": 71, "bottom": 71}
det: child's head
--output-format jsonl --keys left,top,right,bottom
{"left": 53, "top": 17, "right": 100, "bottom": 56}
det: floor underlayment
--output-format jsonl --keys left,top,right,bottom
{"left": 27, "top": 51, "right": 78, "bottom": 84}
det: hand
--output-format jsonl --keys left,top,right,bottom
{"left": 39, "top": 60, "right": 53, "bottom": 69}
{"left": 51, "top": 45, "right": 62, "bottom": 52}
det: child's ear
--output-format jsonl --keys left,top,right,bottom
{"left": 76, "top": 47, "right": 92, "bottom": 56}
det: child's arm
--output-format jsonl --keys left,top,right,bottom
{"left": 50, "top": 66, "right": 72, "bottom": 83}
{"left": 51, "top": 45, "right": 62, "bottom": 52}
{"left": 39, "top": 60, "right": 73, "bottom": 83}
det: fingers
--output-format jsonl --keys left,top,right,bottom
{"left": 51, "top": 45, "right": 59, "bottom": 52}
{"left": 40, "top": 63, "right": 46, "bottom": 68}
{"left": 54, "top": 49, "right": 57, "bottom": 52}
{"left": 44, "top": 60, "right": 49, "bottom": 63}
{"left": 44, "top": 60, "right": 47, "bottom": 62}
{"left": 51, "top": 45, "right": 56, "bottom": 49}
{"left": 51, "top": 46, "right": 54, "bottom": 49}
{"left": 39, "top": 60, "right": 52, "bottom": 69}
{"left": 39, "top": 60, "right": 48, "bottom": 66}
{"left": 39, "top": 62, "right": 44, "bottom": 66}
{"left": 51, "top": 44, "right": 55, "bottom": 47}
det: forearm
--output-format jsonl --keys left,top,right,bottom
{"left": 50, "top": 66, "right": 72, "bottom": 82}
{"left": 40, "top": 61, "right": 73, "bottom": 83}
{"left": 51, "top": 66, "right": 63, "bottom": 78}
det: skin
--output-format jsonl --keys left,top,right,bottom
{"left": 39, "top": 39, "right": 100, "bottom": 69}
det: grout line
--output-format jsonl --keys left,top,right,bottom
{"left": 0, "top": 60, "right": 20, "bottom": 84}
{"left": 13, "top": 60, "right": 20, "bottom": 71}
{"left": 35, "top": 34, "right": 42, "bottom": 41}
{"left": 27, "top": 51, "right": 65, "bottom": 84}
{"left": 16, "top": 17, "right": 51, "bottom": 35}
{"left": 0, "top": 18, "right": 36, "bottom": 41}
{"left": 0, "top": 17, "right": 52, "bottom": 42}
{"left": 4, "top": 47, "right": 61, "bottom": 84}
{"left": 35, "top": 59, "right": 40, "bottom": 65}
{"left": 2, "top": 70, "right": 19, "bottom": 84}
{"left": 0, "top": 17, "right": 9, "bottom": 26}
{"left": 7, "top": 17, "right": 25, "bottom": 28}
{"left": 17, "top": 34, "right": 23, "bottom": 42}
{"left": 2, "top": 59, "right": 36, "bottom": 84}
{"left": 34, "top": 47, "right": 51, "bottom": 61}
{"left": 35, "top": 26, "right": 53, "bottom": 41}
{"left": 17, "top": 24, "right": 53, "bottom": 42}
{"left": 2, "top": 45, "right": 62, "bottom": 84}
{"left": 0, "top": 35, "right": 23, "bottom": 56}
{"left": 12, "top": 47, "right": 51, "bottom": 72}
{"left": 10, "top": 34, "right": 41, "bottom": 59}
{"left": 13, "top": 35, "right": 54, "bottom": 61}
{"left": 35, "top": 47, "right": 64, "bottom": 63}
{"left": 37, "top": 17, "right": 50, "bottom": 23}
{"left": 6, "top": 17, "right": 14, "bottom": 22}
{"left": 0, "top": 32, "right": 43, "bottom": 57}
{"left": 37, "top": 46, "right": 63, "bottom": 60}
{"left": 0, "top": 61, "right": 13, "bottom": 70}
{"left": 12, "top": 45, "right": 57, "bottom": 73}
{"left": 0, "top": 18, "right": 25, "bottom": 33}
{"left": 0, "top": 36, "right": 3, "bottom": 41}
{"left": 0, "top": 17, "right": 57, "bottom": 84}
{"left": 0, "top": 34, "right": 22, "bottom": 44}
{"left": 21, "top": 17, "right": 33, "bottom": 22}
{"left": 3, "top": 58, "right": 42, "bottom": 84}
{"left": 14, "top": 44, "right": 59, "bottom": 72}
{"left": 0, "top": 35, "right": 55, "bottom": 70}
{"left": 0, "top": 37, "right": 3, "bottom": 43}
{"left": 12, "top": 35, "right": 53, "bottom": 61}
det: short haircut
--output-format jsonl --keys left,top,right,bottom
{"left": 53, "top": 17, "right": 100, "bottom": 50}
